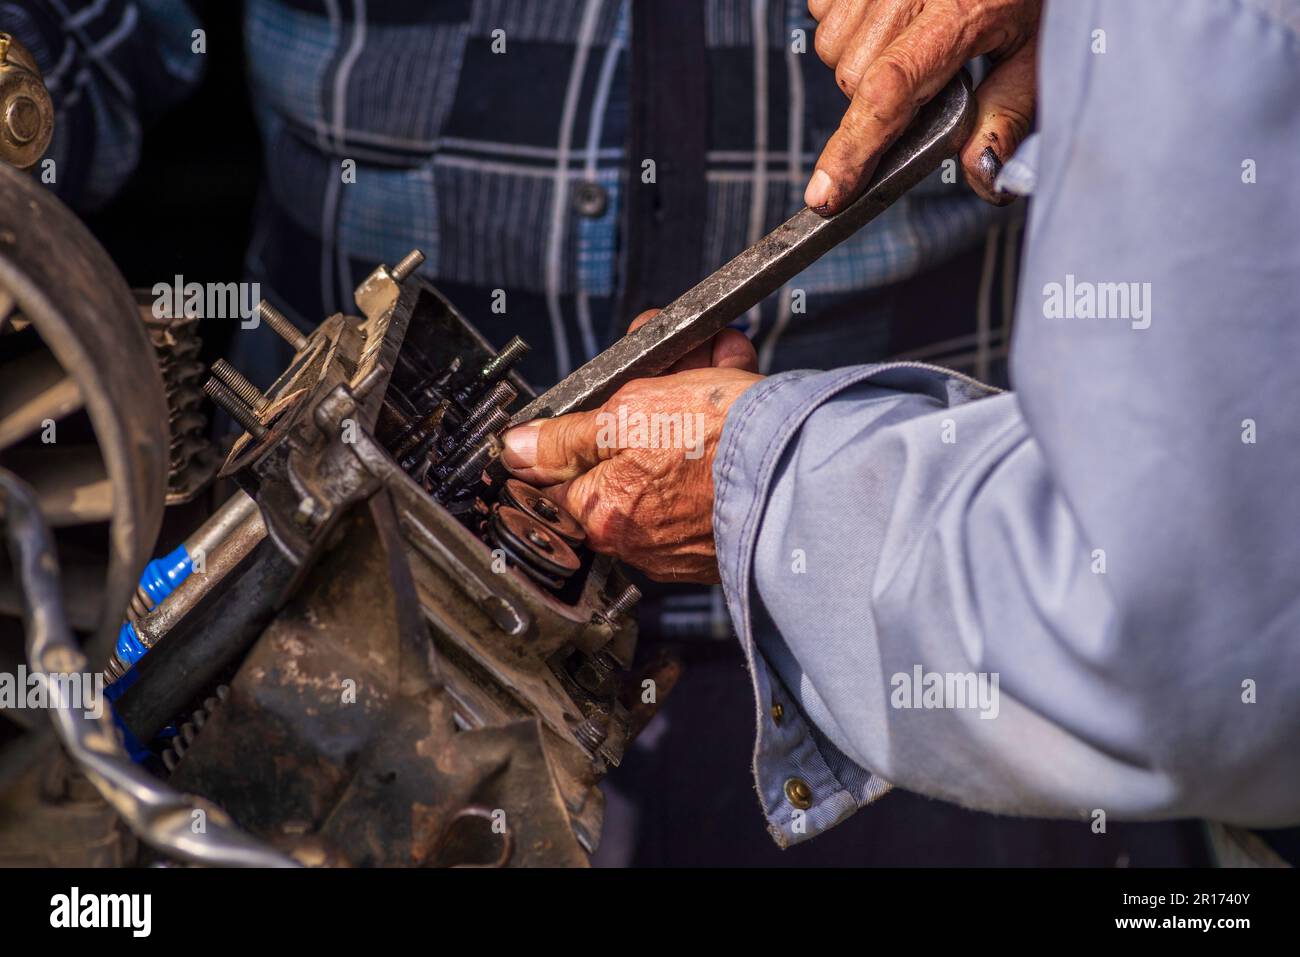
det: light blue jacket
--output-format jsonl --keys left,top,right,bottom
{"left": 714, "top": 0, "right": 1300, "bottom": 846}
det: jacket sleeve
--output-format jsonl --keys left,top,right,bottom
{"left": 1, "top": 0, "right": 203, "bottom": 209}
{"left": 714, "top": 0, "right": 1300, "bottom": 846}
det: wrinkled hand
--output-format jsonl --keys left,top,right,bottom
{"left": 805, "top": 0, "right": 1041, "bottom": 211}
{"left": 500, "top": 312, "right": 762, "bottom": 583}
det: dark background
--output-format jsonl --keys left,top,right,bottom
{"left": 81, "top": 0, "right": 259, "bottom": 371}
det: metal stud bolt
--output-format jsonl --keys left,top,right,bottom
{"left": 256, "top": 299, "right": 307, "bottom": 351}
{"left": 203, "top": 378, "right": 268, "bottom": 440}
{"left": 210, "top": 359, "right": 268, "bottom": 413}
{"left": 391, "top": 249, "right": 426, "bottom": 282}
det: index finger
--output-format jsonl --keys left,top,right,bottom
{"left": 805, "top": 12, "right": 966, "bottom": 214}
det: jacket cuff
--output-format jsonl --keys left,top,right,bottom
{"left": 713, "top": 367, "right": 894, "bottom": 845}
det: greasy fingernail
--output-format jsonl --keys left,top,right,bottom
{"left": 804, "top": 169, "right": 833, "bottom": 210}
{"left": 501, "top": 424, "right": 539, "bottom": 470}
{"left": 978, "top": 146, "right": 1003, "bottom": 188}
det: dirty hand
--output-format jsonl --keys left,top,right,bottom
{"left": 500, "top": 312, "right": 762, "bottom": 583}
{"left": 805, "top": 0, "right": 1041, "bottom": 211}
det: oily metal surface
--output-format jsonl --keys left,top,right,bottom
{"left": 492, "top": 505, "right": 580, "bottom": 577}
{"left": 501, "top": 478, "right": 585, "bottom": 545}
{"left": 0, "top": 163, "right": 169, "bottom": 662}
{"left": 513, "top": 72, "right": 977, "bottom": 425}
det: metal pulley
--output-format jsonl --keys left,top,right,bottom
{"left": 500, "top": 478, "right": 585, "bottom": 546}
{"left": 487, "top": 505, "right": 581, "bottom": 589}
{"left": 0, "top": 33, "right": 54, "bottom": 171}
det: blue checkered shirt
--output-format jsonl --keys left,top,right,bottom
{"left": 13, "top": 0, "right": 1003, "bottom": 385}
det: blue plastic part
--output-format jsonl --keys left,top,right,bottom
{"left": 138, "top": 544, "right": 192, "bottom": 609}
{"left": 106, "top": 546, "right": 196, "bottom": 762}
{"left": 109, "top": 545, "right": 191, "bottom": 680}
{"left": 114, "top": 620, "right": 147, "bottom": 670}
{"left": 106, "top": 545, "right": 192, "bottom": 692}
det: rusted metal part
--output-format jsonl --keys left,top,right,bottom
{"left": 0, "top": 33, "right": 54, "bottom": 171}
{"left": 0, "top": 750, "right": 138, "bottom": 867}
{"left": 0, "top": 163, "right": 169, "bottom": 664}
{"left": 512, "top": 72, "right": 977, "bottom": 425}
{"left": 488, "top": 504, "right": 581, "bottom": 586}
{"left": 0, "top": 468, "right": 293, "bottom": 867}
{"left": 136, "top": 292, "right": 221, "bottom": 505}
{"left": 131, "top": 501, "right": 266, "bottom": 652}
{"left": 624, "top": 652, "right": 683, "bottom": 740}
{"left": 501, "top": 478, "right": 585, "bottom": 545}
{"left": 167, "top": 496, "right": 588, "bottom": 866}
{"left": 136, "top": 275, "right": 648, "bottom": 863}
{"left": 113, "top": 532, "right": 297, "bottom": 742}
{"left": 0, "top": 233, "right": 657, "bottom": 866}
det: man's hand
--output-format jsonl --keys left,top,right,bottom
{"left": 500, "top": 312, "right": 762, "bottom": 583}
{"left": 805, "top": 0, "right": 1040, "bottom": 211}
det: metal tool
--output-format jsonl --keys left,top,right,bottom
{"left": 512, "top": 71, "right": 977, "bottom": 426}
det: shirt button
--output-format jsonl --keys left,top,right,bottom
{"left": 784, "top": 777, "right": 813, "bottom": 810}
{"left": 571, "top": 180, "right": 608, "bottom": 218}
{"left": 770, "top": 701, "right": 784, "bottom": 724}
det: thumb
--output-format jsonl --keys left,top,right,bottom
{"left": 961, "top": 41, "right": 1037, "bottom": 205}
{"left": 501, "top": 410, "right": 613, "bottom": 486}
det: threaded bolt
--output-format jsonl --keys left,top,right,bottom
{"left": 604, "top": 584, "right": 642, "bottom": 621}
{"left": 211, "top": 359, "right": 268, "bottom": 413}
{"left": 257, "top": 299, "right": 307, "bottom": 351}
{"left": 437, "top": 436, "right": 501, "bottom": 499}
{"left": 465, "top": 381, "right": 518, "bottom": 429}
{"left": 459, "top": 406, "right": 510, "bottom": 453}
{"left": 478, "top": 336, "right": 529, "bottom": 385}
{"left": 204, "top": 377, "right": 268, "bottom": 440}
{"left": 573, "top": 716, "right": 608, "bottom": 754}
{"left": 445, "top": 383, "right": 516, "bottom": 456}
{"left": 391, "top": 249, "right": 426, "bottom": 282}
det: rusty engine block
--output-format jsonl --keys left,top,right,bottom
{"left": 0, "top": 158, "right": 668, "bottom": 868}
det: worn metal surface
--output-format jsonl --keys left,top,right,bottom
{"left": 0, "top": 33, "right": 54, "bottom": 171}
{"left": 167, "top": 494, "right": 589, "bottom": 867}
{"left": 108, "top": 259, "right": 651, "bottom": 864}
{"left": 512, "top": 72, "right": 977, "bottom": 424}
{"left": 0, "top": 468, "right": 294, "bottom": 867}
{"left": 0, "top": 163, "right": 169, "bottom": 664}
{"left": 136, "top": 292, "right": 221, "bottom": 504}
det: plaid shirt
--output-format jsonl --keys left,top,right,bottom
{"left": 15, "top": 0, "right": 1005, "bottom": 384}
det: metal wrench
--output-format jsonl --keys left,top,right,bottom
{"left": 511, "top": 70, "right": 978, "bottom": 426}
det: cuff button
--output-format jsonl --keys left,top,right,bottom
{"left": 784, "top": 777, "right": 813, "bottom": 810}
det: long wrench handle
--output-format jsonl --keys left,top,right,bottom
{"left": 511, "top": 71, "right": 978, "bottom": 426}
